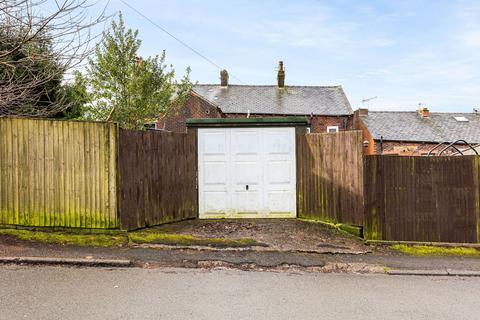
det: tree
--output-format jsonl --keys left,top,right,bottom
{"left": 0, "top": 0, "right": 107, "bottom": 117}
{"left": 84, "top": 13, "right": 192, "bottom": 129}
{"left": 56, "top": 71, "right": 89, "bottom": 119}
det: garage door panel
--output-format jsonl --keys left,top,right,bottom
{"left": 203, "top": 131, "right": 228, "bottom": 155}
{"left": 233, "top": 162, "right": 262, "bottom": 185}
{"left": 264, "top": 130, "right": 293, "bottom": 154}
{"left": 203, "top": 162, "right": 228, "bottom": 185}
{"left": 203, "top": 191, "right": 228, "bottom": 214}
{"left": 198, "top": 127, "right": 296, "bottom": 219}
{"left": 232, "top": 130, "right": 260, "bottom": 154}
{"left": 266, "top": 161, "right": 292, "bottom": 185}
{"left": 266, "top": 191, "right": 293, "bottom": 213}
{"left": 234, "top": 191, "right": 262, "bottom": 214}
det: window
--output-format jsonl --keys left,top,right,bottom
{"left": 326, "top": 126, "right": 339, "bottom": 133}
{"left": 453, "top": 116, "right": 468, "bottom": 122}
{"left": 306, "top": 127, "right": 311, "bottom": 133}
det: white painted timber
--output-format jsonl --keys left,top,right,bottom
{"left": 198, "top": 127, "right": 296, "bottom": 218}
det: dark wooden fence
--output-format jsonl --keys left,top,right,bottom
{"left": 118, "top": 129, "right": 197, "bottom": 230}
{"left": 296, "top": 131, "right": 364, "bottom": 225}
{"left": 364, "top": 155, "right": 480, "bottom": 243}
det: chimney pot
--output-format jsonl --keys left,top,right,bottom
{"left": 220, "top": 69, "right": 229, "bottom": 87}
{"left": 418, "top": 107, "right": 430, "bottom": 118}
{"left": 277, "top": 61, "right": 285, "bottom": 88}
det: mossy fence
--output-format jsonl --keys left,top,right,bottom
{"left": 0, "top": 118, "right": 197, "bottom": 230}
{"left": 296, "top": 131, "right": 364, "bottom": 226}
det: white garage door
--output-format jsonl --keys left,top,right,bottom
{"left": 198, "top": 127, "right": 296, "bottom": 219}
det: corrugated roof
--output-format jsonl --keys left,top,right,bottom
{"left": 361, "top": 111, "right": 480, "bottom": 143}
{"left": 192, "top": 84, "right": 353, "bottom": 116}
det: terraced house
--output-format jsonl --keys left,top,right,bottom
{"left": 355, "top": 108, "right": 480, "bottom": 156}
{"left": 157, "top": 61, "right": 354, "bottom": 133}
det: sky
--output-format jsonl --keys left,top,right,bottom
{"left": 88, "top": 0, "right": 480, "bottom": 112}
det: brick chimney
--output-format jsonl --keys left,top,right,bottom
{"left": 220, "top": 69, "right": 229, "bottom": 87}
{"left": 418, "top": 107, "right": 430, "bottom": 118}
{"left": 358, "top": 108, "right": 368, "bottom": 116}
{"left": 277, "top": 61, "right": 285, "bottom": 88}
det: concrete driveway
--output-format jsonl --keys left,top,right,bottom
{"left": 148, "top": 218, "right": 369, "bottom": 254}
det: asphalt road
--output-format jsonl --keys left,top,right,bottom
{"left": 1, "top": 265, "right": 479, "bottom": 320}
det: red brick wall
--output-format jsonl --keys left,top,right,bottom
{"left": 354, "top": 111, "right": 375, "bottom": 155}
{"left": 157, "top": 92, "right": 354, "bottom": 133}
{"left": 224, "top": 113, "right": 353, "bottom": 133}
{"left": 309, "top": 115, "right": 353, "bottom": 133}
{"left": 156, "top": 93, "right": 224, "bottom": 132}
{"left": 376, "top": 141, "right": 463, "bottom": 156}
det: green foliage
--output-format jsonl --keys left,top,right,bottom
{"left": 0, "top": 24, "right": 89, "bottom": 118}
{"left": 0, "top": 26, "right": 63, "bottom": 114}
{"left": 55, "top": 71, "right": 89, "bottom": 119}
{"left": 83, "top": 13, "right": 192, "bottom": 129}
{"left": 391, "top": 244, "right": 480, "bottom": 256}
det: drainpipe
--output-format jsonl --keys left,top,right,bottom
{"left": 380, "top": 136, "right": 384, "bottom": 154}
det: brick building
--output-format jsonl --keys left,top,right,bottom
{"left": 157, "top": 62, "right": 354, "bottom": 133}
{"left": 354, "top": 108, "right": 480, "bottom": 155}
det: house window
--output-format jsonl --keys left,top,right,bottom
{"left": 326, "top": 126, "right": 339, "bottom": 133}
{"left": 306, "top": 127, "right": 311, "bottom": 133}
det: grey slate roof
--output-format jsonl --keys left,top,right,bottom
{"left": 361, "top": 111, "right": 480, "bottom": 144}
{"left": 192, "top": 84, "right": 353, "bottom": 116}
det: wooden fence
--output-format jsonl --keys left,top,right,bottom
{"left": 0, "top": 118, "right": 118, "bottom": 228}
{"left": 296, "top": 131, "right": 364, "bottom": 225}
{"left": 2, "top": 117, "right": 479, "bottom": 242}
{"left": 364, "top": 155, "right": 480, "bottom": 243}
{"left": 118, "top": 129, "right": 197, "bottom": 230}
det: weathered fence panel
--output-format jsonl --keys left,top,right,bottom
{"left": 0, "top": 118, "right": 118, "bottom": 228}
{"left": 118, "top": 129, "right": 197, "bottom": 230}
{"left": 297, "top": 131, "right": 364, "bottom": 225}
{"left": 364, "top": 155, "right": 480, "bottom": 243}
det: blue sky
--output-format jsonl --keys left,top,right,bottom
{"left": 92, "top": 0, "right": 480, "bottom": 112}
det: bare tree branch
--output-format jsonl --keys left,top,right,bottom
{"left": 0, "top": 0, "right": 110, "bottom": 117}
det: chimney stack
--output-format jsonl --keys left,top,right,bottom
{"left": 220, "top": 69, "right": 229, "bottom": 87}
{"left": 418, "top": 107, "right": 429, "bottom": 118}
{"left": 277, "top": 61, "right": 285, "bottom": 88}
{"left": 358, "top": 108, "right": 369, "bottom": 116}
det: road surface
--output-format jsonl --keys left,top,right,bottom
{"left": 0, "top": 265, "right": 479, "bottom": 319}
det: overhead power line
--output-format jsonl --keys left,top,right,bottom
{"left": 119, "top": 0, "right": 244, "bottom": 84}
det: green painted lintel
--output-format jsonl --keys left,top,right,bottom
{"left": 186, "top": 116, "right": 308, "bottom": 127}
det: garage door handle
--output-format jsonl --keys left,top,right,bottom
{"left": 246, "top": 185, "right": 249, "bottom": 191}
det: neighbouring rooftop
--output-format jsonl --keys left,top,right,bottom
{"left": 361, "top": 111, "right": 480, "bottom": 144}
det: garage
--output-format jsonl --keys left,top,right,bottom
{"left": 189, "top": 118, "right": 307, "bottom": 219}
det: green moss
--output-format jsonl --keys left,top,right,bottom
{"left": 299, "top": 218, "right": 364, "bottom": 238}
{"left": 0, "top": 226, "right": 266, "bottom": 249}
{"left": 337, "top": 224, "right": 363, "bottom": 238}
{"left": 128, "top": 230, "right": 266, "bottom": 248}
{"left": 0, "top": 229, "right": 127, "bottom": 247}
{"left": 391, "top": 244, "right": 480, "bottom": 256}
